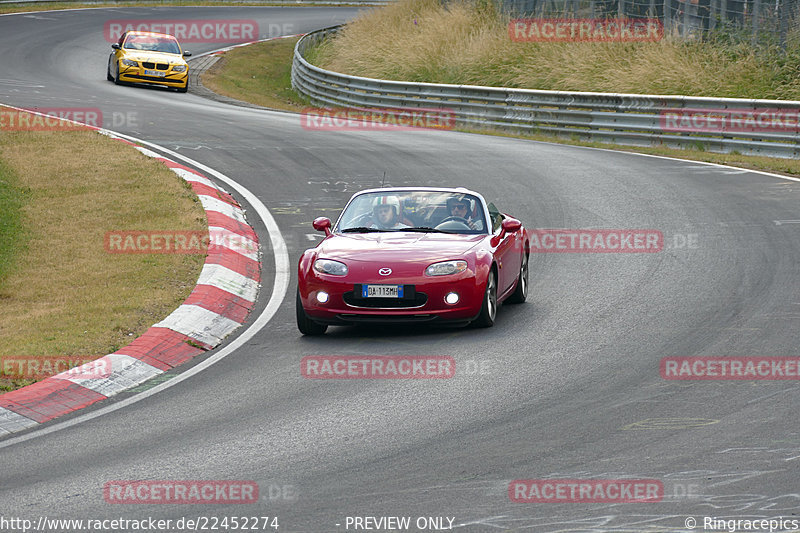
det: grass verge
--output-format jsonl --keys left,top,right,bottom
{"left": 0, "top": 159, "right": 28, "bottom": 288}
{"left": 313, "top": 0, "right": 800, "bottom": 100}
{"left": 201, "top": 36, "right": 309, "bottom": 111}
{"left": 0, "top": 108, "right": 206, "bottom": 392}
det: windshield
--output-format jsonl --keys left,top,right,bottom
{"left": 123, "top": 34, "right": 181, "bottom": 55}
{"left": 335, "top": 191, "right": 488, "bottom": 234}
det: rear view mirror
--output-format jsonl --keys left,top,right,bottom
{"left": 183, "top": 50, "right": 192, "bottom": 57}
{"left": 111, "top": 43, "right": 120, "bottom": 50}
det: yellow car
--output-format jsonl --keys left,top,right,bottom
{"left": 107, "top": 31, "right": 191, "bottom": 93}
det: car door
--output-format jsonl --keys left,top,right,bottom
{"left": 111, "top": 32, "right": 126, "bottom": 76}
{"left": 487, "top": 203, "right": 521, "bottom": 294}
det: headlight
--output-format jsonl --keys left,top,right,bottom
{"left": 120, "top": 59, "right": 138, "bottom": 67}
{"left": 313, "top": 259, "right": 348, "bottom": 276}
{"left": 172, "top": 65, "right": 187, "bottom": 72}
{"left": 425, "top": 260, "right": 467, "bottom": 276}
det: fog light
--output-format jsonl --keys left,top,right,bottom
{"left": 316, "top": 291, "right": 329, "bottom": 303}
{"left": 445, "top": 292, "right": 459, "bottom": 305}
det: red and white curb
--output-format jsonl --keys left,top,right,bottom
{"left": 0, "top": 119, "right": 261, "bottom": 436}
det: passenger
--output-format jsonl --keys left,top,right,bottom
{"left": 370, "top": 196, "right": 410, "bottom": 230}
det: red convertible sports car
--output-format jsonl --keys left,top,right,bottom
{"left": 296, "top": 187, "right": 529, "bottom": 335}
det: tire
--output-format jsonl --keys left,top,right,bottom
{"left": 296, "top": 289, "right": 327, "bottom": 335}
{"left": 177, "top": 81, "right": 188, "bottom": 93}
{"left": 106, "top": 62, "right": 114, "bottom": 81}
{"left": 113, "top": 62, "right": 124, "bottom": 86}
{"left": 472, "top": 269, "right": 497, "bottom": 328}
{"left": 507, "top": 252, "right": 528, "bottom": 304}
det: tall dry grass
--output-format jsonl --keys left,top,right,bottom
{"left": 313, "top": 0, "right": 800, "bottom": 99}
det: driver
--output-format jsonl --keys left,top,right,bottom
{"left": 370, "top": 195, "right": 410, "bottom": 230}
{"left": 446, "top": 195, "right": 483, "bottom": 230}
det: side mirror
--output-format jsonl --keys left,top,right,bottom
{"left": 111, "top": 43, "right": 121, "bottom": 50}
{"left": 491, "top": 217, "right": 521, "bottom": 247}
{"left": 502, "top": 218, "right": 522, "bottom": 233}
{"left": 183, "top": 50, "right": 192, "bottom": 57}
{"left": 313, "top": 217, "right": 332, "bottom": 236}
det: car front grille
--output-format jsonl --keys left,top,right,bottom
{"left": 142, "top": 62, "right": 155, "bottom": 69}
{"left": 140, "top": 62, "right": 169, "bottom": 70}
{"left": 335, "top": 314, "right": 437, "bottom": 323}
{"left": 343, "top": 289, "right": 428, "bottom": 309}
{"left": 126, "top": 74, "right": 179, "bottom": 83}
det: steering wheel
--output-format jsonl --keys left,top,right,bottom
{"left": 435, "top": 216, "right": 471, "bottom": 230}
{"left": 438, "top": 216, "right": 471, "bottom": 225}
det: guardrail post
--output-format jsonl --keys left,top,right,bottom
{"left": 752, "top": 0, "right": 761, "bottom": 44}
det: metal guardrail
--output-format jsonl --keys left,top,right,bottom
{"left": 292, "top": 25, "right": 800, "bottom": 158}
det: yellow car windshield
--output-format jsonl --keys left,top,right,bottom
{"left": 123, "top": 35, "right": 181, "bottom": 55}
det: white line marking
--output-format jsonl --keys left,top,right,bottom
{"left": 520, "top": 138, "right": 800, "bottom": 184}
{"left": 60, "top": 354, "right": 163, "bottom": 397}
{"left": 0, "top": 132, "right": 290, "bottom": 449}
{"left": 196, "top": 263, "right": 260, "bottom": 301}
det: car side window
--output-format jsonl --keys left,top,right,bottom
{"left": 487, "top": 202, "right": 503, "bottom": 233}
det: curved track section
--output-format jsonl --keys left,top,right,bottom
{"left": 1, "top": 7, "right": 799, "bottom": 532}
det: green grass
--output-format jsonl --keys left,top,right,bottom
{"left": 201, "top": 36, "right": 310, "bottom": 111}
{"left": 0, "top": 159, "right": 28, "bottom": 288}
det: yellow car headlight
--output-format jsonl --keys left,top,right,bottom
{"left": 172, "top": 65, "right": 187, "bottom": 72}
{"left": 120, "top": 59, "right": 138, "bottom": 67}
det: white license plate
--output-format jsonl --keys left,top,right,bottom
{"left": 362, "top": 284, "right": 403, "bottom": 298}
{"left": 144, "top": 70, "right": 166, "bottom": 77}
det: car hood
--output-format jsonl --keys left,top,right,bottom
{"left": 317, "top": 232, "right": 485, "bottom": 262}
{"left": 123, "top": 51, "right": 185, "bottom": 64}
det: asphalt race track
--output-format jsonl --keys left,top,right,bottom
{"left": 1, "top": 6, "right": 800, "bottom": 532}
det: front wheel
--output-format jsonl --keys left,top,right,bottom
{"left": 296, "top": 289, "right": 327, "bottom": 335}
{"left": 113, "top": 62, "right": 124, "bottom": 86}
{"left": 177, "top": 81, "right": 188, "bottom": 93}
{"left": 472, "top": 270, "right": 497, "bottom": 328}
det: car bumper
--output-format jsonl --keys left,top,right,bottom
{"left": 299, "top": 273, "right": 485, "bottom": 326}
{"left": 119, "top": 68, "right": 188, "bottom": 87}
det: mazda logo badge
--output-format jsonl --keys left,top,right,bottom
{"left": 379, "top": 268, "right": 392, "bottom": 276}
